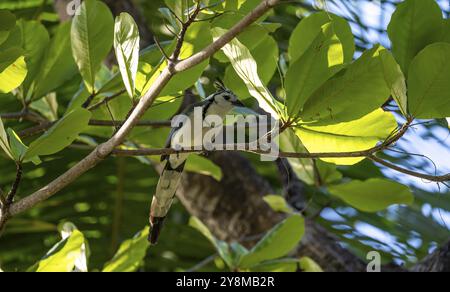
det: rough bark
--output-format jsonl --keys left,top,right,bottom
{"left": 412, "top": 240, "right": 450, "bottom": 272}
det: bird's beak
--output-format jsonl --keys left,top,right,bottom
{"left": 232, "top": 100, "right": 245, "bottom": 107}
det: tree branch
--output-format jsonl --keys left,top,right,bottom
{"left": 8, "top": 0, "right": 281, "bottom": 218}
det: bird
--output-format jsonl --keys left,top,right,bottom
{"left": 148, "top": 80, "right": 244, "bottom": 244}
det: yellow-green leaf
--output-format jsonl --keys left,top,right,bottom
{"left": 103, "top": 227, "right": 149, "bottom": 272}
{"left": 212, "top": 27, "right": 282, "bottom": 120}
{"left": 300, "top": 46, "right": 391, "bottom": 126}
{"left": 295, "top": 109, "right": 397, "bottom": 165}
{"left": 0, "top": 55, "right": 27, "bottom": 93}
{"left": 114, "top": 12, "right": 140, "bottom": 99}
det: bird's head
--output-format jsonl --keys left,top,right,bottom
{"left": 211, "top": 79, "right": 244, "bottom": 108}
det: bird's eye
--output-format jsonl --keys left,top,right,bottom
{"left": 224, "top": 95, "right": 231, "bottom": 101}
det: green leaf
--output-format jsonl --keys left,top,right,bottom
{"left": 379, "top": 49, "right": 408, "bottom": 117}
{"left": 0, "top": 117, "right": 13, "bottom": 160}
{"left": 328, "top": 178, "right": 414, "bottom": 212}
{"left": 263, "top": 195, "right": 293, "bottom": 214}
{"left": 71, "top": 0, "right": 114, "bottom": 93}
{"left": 295, "top": 109, "right": 397, "bottom": 165}
{"left": 212, "top": 27, "right": 282, "bottom": 120}
{"left": 285, "top": 22, "right": 344, "bottom": 117}
{"left": 239, "top": 215, "right": 305, "bottom": 269}
{"left": 25, "top": 108, "right": 92, "bottom": 159}
{"left": 32, "top": 223, "right": 87, "bottom": 272}
{"left": 299, "top": 257, "right": 323, "bottom": 272}
{"left": 7, "top": 128, "right": 27, "bottom": 162}
{"left": 114, "top": 13, "right": 140, "bottom": 99}
{"left": 408, "top": 43, "right": 450, "bottom": 119}
{"left": 289, "top": 12, "right": 354, "bottom": 64}
{"left": 18, "top": 20, "right": 49, "bottom": 96}
{"left": 300, "top": 45, "right": 391, "bottom": 126}
{"left": 224, "top": 34, "right": 279, "bottom": 101}
{"left": 387, "top": 0, "right": 443, "bottom": 74}
{"left": 33, "top": 21, "right": 78, "bottom": 99}
{"left": 103, "top": 227, "right": 149, "bottom": 272}
{"left": 443, "top": 19, "right": 450, "bottom": 43}
{"left": 0, "top": 55, "right": 27, "bottom": 93}
{"left": 189, "top": 217, "right": 234, "bottom": 269}
{"left": 0, "top": 10, "right": 16, "bottom": 45}
{"left": 0, "top": 47, "right": 23, "bottom": 72}
{"left": 185, "top": 154, "right": 223, "bottom": 181}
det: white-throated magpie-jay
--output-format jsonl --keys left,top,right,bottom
{"left": 149, "top": 80, "right": 244, "bottom": 244}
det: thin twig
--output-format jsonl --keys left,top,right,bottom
{"left": 369, "top": 155, "right": 450, "bottom": 183}
{"left": 88, "top": 90, "right": 127, "bottom": 111}
{"left": 153, "top": 36, "right": 171, "bottom": 61}
{"left": 6, "top": 164, "right": 23, "bottom": 205}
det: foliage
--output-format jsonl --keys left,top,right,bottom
{"left": 0, "top": 0, "right": 449, "bottom": 272}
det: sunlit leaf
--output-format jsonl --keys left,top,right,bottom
{"left": 103, "top": 227, "right": 149, "bottom": 272}
{"left": 114, "top": 12, "right": 140, "bottom": 99}
{"left": 295, "top": 109, "right": 397, "bottom": 165}
{"left": 31, "top": 223, "right": 87, "bottom": 272}
{"left": 0, "top": 55, "right": 27, "bottom": 94}
{"left": 212, "top": 27, "right": 281, "bottom": 120}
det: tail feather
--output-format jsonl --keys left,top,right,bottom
{"left": 149, "top": 216, "right": 166, "bottom": 245}
{"left": 148, "top": 156, "right": 187, "bottom": 244}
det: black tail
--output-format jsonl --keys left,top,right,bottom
{"left": 149, "top": 216, "right": 166, "bottom": 245}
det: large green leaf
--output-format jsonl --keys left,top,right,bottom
{"left": 0, "top": 55, "right": 27, "bottom": 93}
{"left": 71, "top": 0, "right": 114, "bottom": 93}
{"left": 31, "top": 223, "right": 87, "bottom": 272}
{"left": 408, "top": 43, "right": 450, "bottom": 119}
{"left": 212, "top": 27, "right": 282, "bottom": 120}
{"left": 114, "top": 13, "right": 140, "bottom": 99}
{"left": 103, "top": 227, "right": 149, "bottom": 272}
{"left": 18, "top": 20, "right": 49, "bottom": 97}
{"left": 33, "top": 21, "right": 78, "bottom": 99}
{"left": 379, "top": 49, "right": 408, "bottom": 117}
{"left": 0, "top": 10, "right": 16, "bottom": 45}
{"left": 224, "top": 34, "right": 279, "bottom": 101}
{"left": 25, "top": 108, "right": 92, "bottom": 159}
{"left": 0, "top": 117, "right": 13, "bottom": 160}
{"left": 285, "top": 22, "right": 344, "bottom": 117}
{"left": 0, "top": 47, "right": 23, "bottom": 72}
{"left": 328, "top": 178, "right": 414, "bottom": 212}
{"left": 289, "top": 12, "right": 354, "bottom": 64}
{"left": 300, "top": 45, "right": 391, "bottom": 126}
{"left": 387, "top": 0, "right": 443, "bottom": 74}
{"left": 295, "top": 109, "right": 397, "bottom": 165}
{"left": 239, "top": 215, "right": 305, "bottom": 269}
{"left": 185, "top": 154, "right": 223, "bottom": 181}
